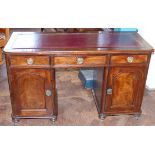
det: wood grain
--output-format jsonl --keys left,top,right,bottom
{"left": 111, "top": 55, "right": 148, "bottom": 64}
{"left": 105, "top": 67, "right": 146, "bottom": 113}
{"left": 54, "top": 55, "right": 106, "bottom": 67}
{"left": 10, "top": 68, "right": 54, "bottom": 117}
{"left": 4, "top": 32, "right": 154, "bottom": 53}
{"left": 10, "top": 55, "right": 49, "bottom": 66}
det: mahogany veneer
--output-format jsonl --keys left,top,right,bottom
{"left": 54, "top": 55, "right": 107, "bottom": 67}
{"left": 10, "top": 55, "right": 50, "bottom": 66}
{"left": 4, "top": 32, "right": 154, "bottom": 122}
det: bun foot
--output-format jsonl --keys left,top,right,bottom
{"left": 99, "top": 114, "right": 106, "bottom": 120}
{"left": 50, "top": 115, "right": 57, "bottom": 123}
{"left": 12, "top": 117, "right": 20, "bottom": 125}
{"left": 134, "top": 113, "right": 141, "bottom": 120}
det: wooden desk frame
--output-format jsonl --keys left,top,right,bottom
{"left": 4, "top": 32, "right": 154, "bottom": 123}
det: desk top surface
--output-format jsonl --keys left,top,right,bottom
{"left": 4, "top": 32, "right": 154, "bottom": 54}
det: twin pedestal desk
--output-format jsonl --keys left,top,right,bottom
{"left": 4, "top": 32, "right": 154, "bottom": 123}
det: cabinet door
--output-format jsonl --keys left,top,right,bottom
{"left": 10, "top": 68, "right": 54, "bottom": 117}
{"left": 105, "top": 67, "right": 146, "bottom": 114}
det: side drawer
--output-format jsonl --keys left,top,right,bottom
{"left": 10, "top": 55, "right": 50, "bottom": 66}
{"left": 111, "top": 55, "right": 148, "bottom": 65}
{"left": 54, "top": 55, "right": 107, "bottom": 67}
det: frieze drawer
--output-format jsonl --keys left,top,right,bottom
{"left": 10, "top": 55, "right": 50, "bottom": 66}
{"left": 111, "top": 55, "right": 148, "bottom": 65}
{"left": 54, "top": 55, "right": 107, "bottom": 67}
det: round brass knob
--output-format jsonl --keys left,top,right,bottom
{"left": 45, "top": 90, "right": 52, "bottom": 96}
{"left": 127, "top": 56, "right": 134, "bottom": 63}
{"left": 77, "top": 57, "right": 84, "bottom": 65}
{"left": 27, "top": 58, "right": 34, "bottom": 65}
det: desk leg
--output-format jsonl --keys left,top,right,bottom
{"left": 50, "top": 115, "right": 57, "bottom": 122}
{"left": 92, "top": 67, "right": 108, "bottom": 120}
{"left": 51, "top": 69, "right": 58, "bottom": 122}
{"left": 99, "top": 114, "right": 106, "bottom": 120}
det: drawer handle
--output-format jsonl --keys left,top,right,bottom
{"left": 77, "top": 57, "right": 84, "bottom": 64}
{"left": 127, "top": 56, "right": 134, "bottom": 63}
{"left": 107, "top": 88, "right": 112, "bottom": 95}
{"left": 27, "top": 58, "right": 34, "bottom": 65}
{"left": 45, "top": 90, "right": 52, "bottom": 96}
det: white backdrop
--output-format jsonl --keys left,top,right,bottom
{"left": 139, "top": 29, "right": 155, "bottom": 90}
{"left": 0, "top": 0, "right": 155, "bottom": 155}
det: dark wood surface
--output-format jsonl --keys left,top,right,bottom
{"left": 4, "top": 32, "right": 154, "bottom": 54}
{"left": 105, "top": 66, "right": 147, "bottom": 114}
{"left": 111, "top": 54, "right": 148, "bottom": 64}
{"left": 54, "top": 55, "right": 107, "bottom": 68}
{"left": 4, "top": 32, "right": 154, "bottom": 122}
{"left": 10, "top": 55, "right": 50, "bottom": 66}
{"left": 9, "top": 68, "right": 54, "bottom": 117}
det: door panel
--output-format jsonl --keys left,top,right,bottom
{"left": 105, "top": 67, "right": 146, "bottom": 113}
{"left": 10, "top": 68, "right": 54, "bottom": 117}
{"left": 111, "top": 72, "right": 136, "bottom": 108}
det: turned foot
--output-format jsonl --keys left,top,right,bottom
{"left": 134, "top": 113, "right": 141, "bottom": 120}
{"left": 50, "top": 115, "right": 57, "bottom": 122}
{"left": 99, "top": 114, "right": 106, "bottom": 120}
{"left": 12, "top": 117, "right": 20, "bottom": 125}
{"left": 12, "top": 116, "right": 20, "bottom": 123}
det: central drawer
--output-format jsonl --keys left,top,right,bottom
{"left": 53, "top": 55, "right": 107, "bottom": 67}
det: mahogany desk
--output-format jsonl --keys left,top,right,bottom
{"left": 4, "top": 32, "right": 154, "bottom": 122}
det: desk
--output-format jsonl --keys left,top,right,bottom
{"left": 4, "top": 32, "right": 154, "bottom": 122}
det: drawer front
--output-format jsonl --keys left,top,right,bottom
{"left": 111, "top": 55, "right": 148, "bottom": 64}
{"left": 54, "top": 56, "right": 107, "bottom": 67}
{"left": 10, "top": 56, "right": 50, "bottom": 66}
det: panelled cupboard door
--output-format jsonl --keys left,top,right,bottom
{"left": 105, "top": 67, "right": 146, "bottom": 113}
{"left": 10, "top": 68, "right": 54, "bottom": 117}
